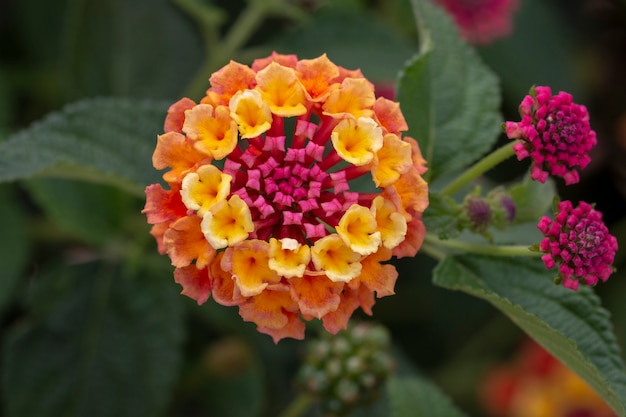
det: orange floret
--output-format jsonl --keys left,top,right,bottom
{"left": 174, "top": 265, "right": 211, "bottom": 305}
{"left": 203, "top": 60, "right": 256, "bottom": 106}
{"left": 152, "top": 131, "right": 210, "bottom": 183}
{"left": 289, "top": 274, "right": 343, "bottom": 319}
{"left": 323, "top": 77, "right": 376, "bottom": 119}
{"left": 295, "top": 53, "right": 340, "bottom": 102}
{"left": 255, "top": 62, "right": 307, "bottom": 117}
{"left": 164, "top": 97, "right": 196, "bottom": 133}
{"left": 164, "top": 215, "right": 216, "bottom": 269}
{"left": 222, "top": 239, "right": 280, "bottom": 297}
{"left": 372, "top": 133, "right": 413, "bottom": 187}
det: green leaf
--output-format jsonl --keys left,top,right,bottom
{"left": 267, "top": 9, "right": 416, "bottom": 82}
{"left": 422, "top": 192, "right": 462, "bottom": 239}
{"left": 433, "top": 255, "right": 626, "bottom": 415}
{"left": 0, "top": 185, "right": 30, "bottom": 313}
{"left": 388, "top": 375, "right": 469, "bottom": 417}
{"left": 0, "top": 98, "right": 168, "bottom": 195}
{"left": 14, "top": 0, "right": 203, "bottom": 100}
{"left": 23, "top": 178, "right": 136, "bottom": 246}
{"left": 397, "top": 0, "right": 502, "bottom": 181}
{"left": 509, "top": 175, "right": 557, "bottom": 224}
{"left": 2, "top": 259, "right": 184, "bottom": 417}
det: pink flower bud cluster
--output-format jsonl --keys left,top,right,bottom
{"left": 505, "top": 86, "right": 597, "bottom": 185}
{"left": 537, "top": 200, "right": 617, "bottom": 291}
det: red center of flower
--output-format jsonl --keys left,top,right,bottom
{"left": 223, "top": 114, "right": 373, "bottom": 244}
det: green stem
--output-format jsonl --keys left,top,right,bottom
{"left": 277, "top": 393, "right": 313, "bottom": 417}
{"left": 424, "top": 233, "right": 541, "bottom": 258}
{"left": 182, "top": 0, "right": 273, "bottom": 99}
{"left": 440, "top": 142, "right": 517, "bottom": 196}
{"left": 421, "top": 241, "right": 446, "bottom": 261}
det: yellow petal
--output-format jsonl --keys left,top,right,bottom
{"left": 268, "top": 238, "right": 311, "bottom": 278}
{"left": 370, "top": 196, "right": 407, "bottom": 249}
{"left": 331, "top": 117, "right": 383, "bottom": 166}
{"left": 295, "top": 53, "right": 340, "bottom": 102}
{"left": 180, "top": 164, "right": 232, "bottom": 215}
{"left": 322, "top": 77, "right": 375, "bottom": 119}
{"left": 311, "top": 234, "right": 362, "bottom": 283}
{"left": 336, "top": 204, "right": 382, "bottom": 255}
{"left": 229, "top": 89, "right": 273, "bottom": 138}
{"left": 182, "top": 104, "right": 239, "bottom": 160}
{"left": 224, "top": 240, "right": 280, "bottom": 297}
{"left": 372, "top": 133, "right": 412, "bottom": 187}
{"left": 255, "top": 62, "right": 307, "bottom": 117}
{"left": 201, "top": 195, "right": 254, "bottom": 249}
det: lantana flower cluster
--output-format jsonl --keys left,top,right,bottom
{"left": 505, "top": 86, "right": 597, "bottom": 185}
{"left": 143, "top": 52, "right": 428, "bottom": 342}
{"left": 504, "top": 86, "right": 617, "bottom": 290}
{"left": 537, "top": 201, "right": 618, "bottom": 291}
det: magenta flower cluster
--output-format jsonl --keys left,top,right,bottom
{"left": 537, "top": 200, "right": 618, "bottom": 291}
{"left": 505, "top": 86, "right": 597, "bottom": 185}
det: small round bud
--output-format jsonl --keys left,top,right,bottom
{"left": 296, "top": 321, "right": 394, "bottom": 416}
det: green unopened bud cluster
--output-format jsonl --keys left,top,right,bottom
{"left": 296, "top": 321, "right": 394, "bottom": 416}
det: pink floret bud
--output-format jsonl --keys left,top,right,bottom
{"left": 505, "top": 86, "right": 597, "bottom": 185}
{"left": 537, "top": 200, "right": 618, "bottom": 291}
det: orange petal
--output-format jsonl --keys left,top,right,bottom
{"left": 143, "top": 183, "right": 187, "bottom": 224}
{"left": 334, "top": 67, "right": 370, "bottom": 85}
{"left": 373, "top": 97, "right": 408, "bottom": 134}
{"left": 356, "top": 247, "right": 398, "bottom": 298}
{"left": 149, "top": 222, "right": 169, "bottom": 255}
{"left": 238, "top": 286, "right": 304, "bottom": 342}
{"left": 321, "top": 287, "right": 361, "bottom": 334}
{"left": 255, "top": 62, "right": 307, "bottom": 117}
{"left": 295, "top": 53, "right": 340, "bottom": 102}
{"left": 252, "top": 51, "right": 298, "bottom": 71}
{"left": 183, "top": 104, "right": 239, "bottom": 160}
{"left": 209, "top": 252, "right": 246, "bottom": 306}
{"left": 392, "top": 168, "right": 429, "bottom": 216}
{"left": 392, "top": 215, "right": 426, "bottom": 259}
{"left": 164, "top": 97, "right": 196, "bottom": 133}
{"left": 222, "top": 240, "right": 280, "bottom": 297}
{"left": 289, "top": 275, "right": 343, "bottom": 318}
{"left": 153, "top": 131, "right": 209, "bottom": 183}
{"left": 205, "top": 61, "right": 257, "bottom": 106}
{"left": 372, "top": 133, "right": 412, "bottom": 187}
{"left": 174, "top": 265, "right": 211, "bottom": 305}
{"left": 164, "top": 215, "right": 215, "bottom": 269}
{"left": 258, "top": 311, "right": 306, "bottom": 343}
{"left": 322, "top": 77, "right": 376, "bottom": 119}
{"left": 405, "top": 136, "right": 428, "bottom": 175}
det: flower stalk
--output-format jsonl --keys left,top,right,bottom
{"left": 440, "top": 142, "right": 516, "bottom": 196}
{"left": 424, "top": 233, "right": 541, "bottom": 257}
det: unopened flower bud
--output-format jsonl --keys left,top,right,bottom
{"left": 296, "top": 321, "right": 394, "bottom": 416}
{"left": 463, "top": 195, "right": 492, "bottom": 234}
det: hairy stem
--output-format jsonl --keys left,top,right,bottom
{"left": 440, "top": 142, "right": 517, "bottom": 196}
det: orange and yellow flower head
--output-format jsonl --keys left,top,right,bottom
{"left": 143, "top": 52, "right": 429, "bottom": 342}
